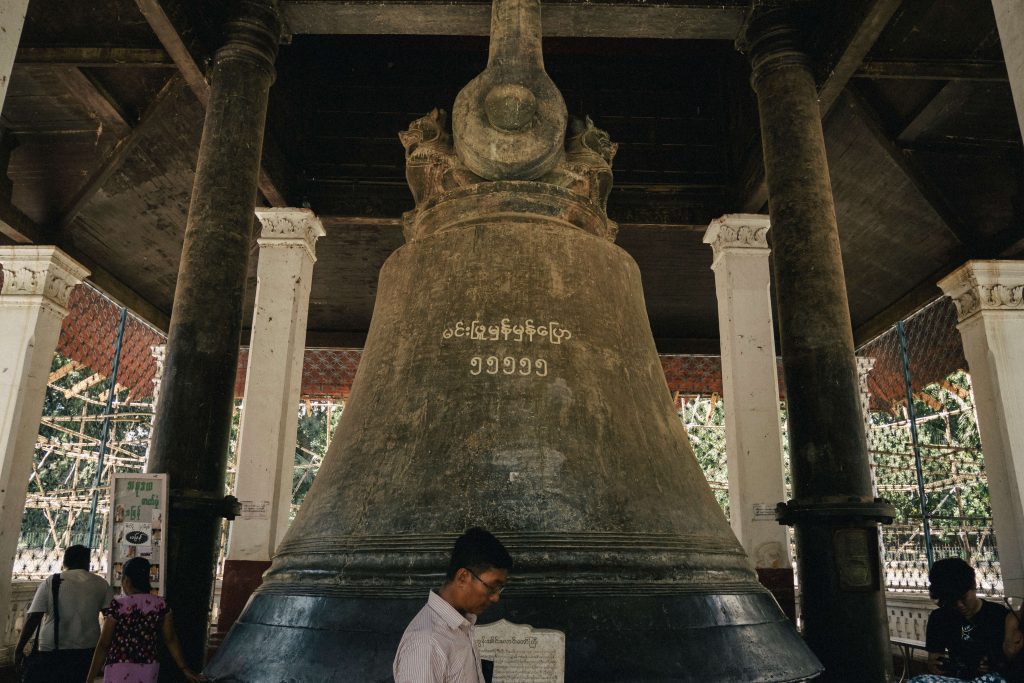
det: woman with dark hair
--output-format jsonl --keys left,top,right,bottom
{"left": 85, "top": 557, "right": 202, "bottom": 682}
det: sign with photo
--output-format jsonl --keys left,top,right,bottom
{"left": 108, "top": 473, "right": 168, "bottom": 595}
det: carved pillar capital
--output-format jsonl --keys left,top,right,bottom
{"left": 215, "top": 0, "right": 282, "bottom": 80}
{"left": 0, "top": 246, "right": 90, "bottom": 317}
{"left": 255, "top": 208, "right": 326, "bottom": 261}
{"left": 703, "top": 214, "right": 770, "bottom": 265}
{"left": 938, "top": 260, "right": 1024, "bottom": 323}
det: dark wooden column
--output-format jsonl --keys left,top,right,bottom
{"left": 146, "top": 0, "right": 280, "bottom": 672}
{"left": 743, "top": 8, "right": 895, "bottom": 682}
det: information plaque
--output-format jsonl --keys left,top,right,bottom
{"left": 474, "top": 619, "right": 565, "bottom": 683}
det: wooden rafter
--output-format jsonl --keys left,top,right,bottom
{"left": 58, "top": 250, "right": 171, "bottom": 333}
{"left": 16, "top": 46, "right": 173, "bottom": 68}
{"left": 54, "top": 73, "right": 183, "bottom": 234}
{"left": 844, "top": 85, "right": 976, "bottom": 246}
{"left": 817, "top": 0, "right": 904, "bottom": 118}
{"left": 0, "top": 192, "right": 171, "bottom": 331}
{"left": 133, "top": 0, "right": 209, "bottom": 104}
{"left": 133, "top": 0, "right": 289, "bottom": 206}
{"left": 51, "top": 66, "right": 132, "bottom": 138}
{"left": 855, "top": 59, "right": 1008, "bottom": 82}
{"left": 852, "top": 227, "right": 1024, "bottom": 347}
{"left": 280, "top": 1, "right": 746, "bottom": 39}
{"left": 896, "top": 81, "right": 975, "bottom": 146}
{"left": 0, "top": 192, "right": 51, "bottom": 243}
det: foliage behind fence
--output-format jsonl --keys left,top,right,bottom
{"left": 18, "top": 283, "right": 164, "bottom": 578}
{"left": 858, "top": 298, "right": 999, "bottom": 594}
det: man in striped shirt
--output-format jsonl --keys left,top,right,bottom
{"left": 394, "top": 527, "right": 514, "bottom": 683}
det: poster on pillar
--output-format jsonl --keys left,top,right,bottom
{"left": 108, "top": 473, "right": 168, "bottom": 595}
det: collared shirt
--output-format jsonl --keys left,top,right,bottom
{"left": 393, "top": 590, "right": 485, "bottom": 683}
{"left": 27, "top": 569, "right": 114, "bottom": 651}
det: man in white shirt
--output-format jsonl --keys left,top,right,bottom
{"left": 14, "top": 544, "right": 114, "bottom": 683}
{"left": 394, "top": 527, "right": 513, "bottom": 683}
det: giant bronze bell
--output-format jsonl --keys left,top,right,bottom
{"left": 207, "top": 1, "right": 823, "bottom": 680}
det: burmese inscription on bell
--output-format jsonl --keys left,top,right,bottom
{"left": 474, "top": 619, "right": 565, "bottom": 683}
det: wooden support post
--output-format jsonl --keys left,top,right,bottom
{"left": 744, "top": 8, "right": 895, "bottom": 681}
{"left": 145, "top": 0, "right": 281, "bottom": 670}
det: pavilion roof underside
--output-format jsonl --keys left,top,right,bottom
{"left": 0, "top": 0, "right": 1019, "bottom": 357}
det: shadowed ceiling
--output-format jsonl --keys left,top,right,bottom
{"left": 1, "top": 0, "right": 1021, "bottom": 354}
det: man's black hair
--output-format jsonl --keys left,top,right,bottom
{"left": 929, "top": 557, "right": 976, "bottom": 605}
{"left": 63, "top": 544, "right": 90, "bottom": 570}
{"left": 445, "top": 527, "right": 513, "bottom": 581}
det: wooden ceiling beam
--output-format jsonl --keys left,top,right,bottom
{"left": 280, "top": 1, "right": 746, "bottom": 39}
{"left": 739, "top": 0, "right": 903, "bottom": 212}
{"left": 844, "top": 85, "right": 976, "bottom": 246}
{"left": 897, "top": 137, "right": 1022, "bottom": 154}
{"left": 53, "top": 74, "right": 184, "bottom": 235}
{"left": 319, "top": 216, "right": 402, "bottom": 229}
{"left": 134, "top": 0, "right": 293, "bottom": 207}
{"left": 653, "top": 337, "right": 721, "bottom": 355}
{"left": 51, "top": 67, "right": 132, "bottom": 138}
{"left": 896, "top": 80, "right": 974, "bottom": 145}
{"left": 0, "top": 195, "right": 170, "bottom": 331}
{"left": 316, "top": 215, "right": 708, "bottom": 233}
{"left": 134, "top": 0, "right": 210, "bottom": 105}
{"left": 855, "top": 59, "right": 1008, "bottom": 82}
{"left": 817, "top": 0, "right": 904, "bottom": 118}
{"left": 15, "top": 47, "right": 173, "bottom": 68}
{"left": 853, "top": 225, "right": 1024, "bottom": 348}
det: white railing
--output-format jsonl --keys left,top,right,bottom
{"left": 0, "top": 579, "right": 224, "bottom": 666}
{"left": 2, "top": 582, "right": 42, "bottom": 664}
{"left": 887, "top": 591, "right": 934, "bottom": 643}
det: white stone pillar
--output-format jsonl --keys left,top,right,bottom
{"left": 0, "top": 246, "right": 88, "bottom": 635}
{"left": 217, "top": 209, "right": 323, "bottom": 638}
{"left": 145, "top": 344, "right": 165, "bottom": 461}
{"left": 227, "top": 208, "right": 324, "bottom": 562}
{"left": 703, "top": 214, "right": 791, "bottom": 569}
{"left": 939, "top": 260, "right": 1024, "bottom": 597}
{"left": 0, "top": 0, "right": 29, "bottom": 111}
{"left": 993, "top": 0, "right": 1024, "bottom": 140}
{"left": 857, "top": 357, "right": 878, "bottom": 496}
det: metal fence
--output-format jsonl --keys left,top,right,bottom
{"left": 858, "top": 297, "right": 999, "bottom": 594}
{"left": 16, "top": 282, "right": 165, "bottom": 579}
{"left": 14, "top": 282, "right": 351, "bottom": 583}
{"left": 675, "top": 297, "right": 997, "bottom": 595}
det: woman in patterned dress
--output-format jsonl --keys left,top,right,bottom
{"left": 85, "top": 558, "right": 202, "bottom": 683}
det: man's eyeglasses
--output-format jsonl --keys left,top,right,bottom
{"left": 468, "top": 570, "right": 505, "bottom": 596}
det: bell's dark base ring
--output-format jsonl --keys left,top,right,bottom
{"left": 206, "top": 591, "right": 823, "bottom": 682}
